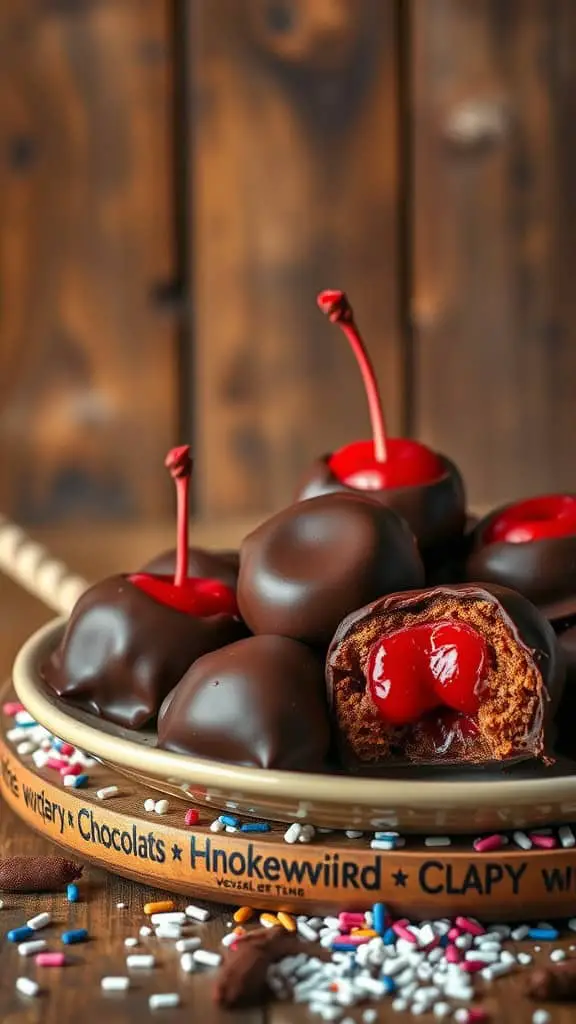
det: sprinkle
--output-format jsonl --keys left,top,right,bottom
{"left": 550, "top": 949, "right": 567, "bottom": 962}
{"left": 260, "top": 913, "right": 280, "bottom": 929}
{"left": 392, "top": 921, "right": 418, "bottom": 944}
{"left": 18, "top": 939, "right": 47, "bottom": 956}
{"left": 233, "top": 906, "right": 253, "bottom": 924}
{"left": 4, "top": 701, "right": 25, "bottom": 716}
{"left": 511, "top": 924, "right": 530, "bottom": 941}
{"left": 180, "top": 952, "right": 197, "bottom": 973}
{"left": 144, "top": 799, "right": 156, "bottom": 812}
{"left": 511, "top": 830, "right": 532, "bottom": 849}
{"left": 36, "top": 953, "right": 67, "bottom": 966}
{"left": 370, "top": 839, "right": 396, "bottom": 850}
{"left": 462, "top": 960, "right": 486, "bottom": 973}
{"left": 127, "top": 954, "right": 155, "bottom": 969}
{"left": 193, "top": 949, "right": 221, "bottom": 968}
{"left": 116, "top": 902, "right": 126, "bottom": 909}
{"left": 530, "top": 834, "right": 558, "bottom": 850}
{"left": 27, "top": 911, "right": 52, "bottom": 931}
{"left": 61, "top": 928, "right": 88, "bottom": 945}
{"left": 297, "top": 921, "right": 319, "bottom": 942}
{"left": 139, "top": 926, "right": 152, "bottom": 937}
{"left": 185, "top": 904, "right": 210, "bottom": 922}
{"left": 445, "top": 944, "right": 461, "bottom": 963}
{"left": 482, "top": 962, "right": 515, "bottom": 980}
{"left": 96, "top": 786, "right": 119, "bottom": 800}
{"left": 433, "top": 1004, "right": 451, "bottom": 1019}
{"left": 338, "top": 912, "right": 365, "bottom": 927}
{"left": 559, "top": 825, "right": 576, "bottom": 848}
{"left": 455, "top": 916, "right": 485, "bottom": 937}
{"left": 144, "top": 901, "right": 174, "bottom": 915}
{"left": 532, "top": 1013, "right": 551, "bottom": 1024}
{"left": 149, "top": 993, "right": 180, "bottom": 1010}
{"left": 473, "top": 833, "right": 504, "bottom": 852}
{"left": 16, "top": 977, "right": 40, "bottom": 997}
{"left": 277, "top": 912, "right": 297, "bottom": 932}
{"left": 101, "top": 977, "right": 130, "bottom": 991}
{"left": 66, "top": 884, "right": 79, "bottom": 907}
{"left": 16, "top": 741, "right": 35, "bottom": 755}
{"left": 345, "top": 830, "right": 364, "bottom": 839}
{"left": 150, "top": 912, "right": 186, "bottom": 925}
{"left": 7, "top": 927, "right": 35, "bottom": 942}
{"left": 154, "top": 799, "right": 169, "bottom": 815}
{"left": 372, "top": 902, "right": 387, "bottom": 935}
{"left": 185, "top": 808, "right": 199, "bottom": 826}
{"left": 210, "top": 818, "right": 226, "bottom": 833}
{"left": 518, "top": 952, "right": 533, "bottom": 965}
{"left": 124, "top": 938, "right": 139, "bottom": 948}
{"left": 284, "top": 823, "right": 302, "bottom": 844}
{"left": 528, "top": 928, "right": 559, "bottom": 941}
{"left": 298, "top": 824, "right": 315, "bottom": 843}
{"left": 424, "top": 836, "right": 451, "bottom": 847}
{"left": 60, "top": 763, "right": 82, "bottom": 777}
{"left": 219, "top": 814, "right": 240, "bottom": 827}
{"left": 240, "top": 822, "right": 271, "bottom": 833}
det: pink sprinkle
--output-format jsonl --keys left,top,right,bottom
{"left": 3, "top": 702, "right": 25, "bottom": 716}
{"left": 60, "top": 763, "right": 83, "bottom": 777}
{"left": 448, "top": 926, "right": 461, "bottom": 941}
{"left": 455, "top": 916, "right": 485, "bottom": 936}
{"left": 462, "top": 960, "right": 486, "bottom": 973}
{"left": 46, "top": 757, "right": 68, "bottom": 771}
{"left": 530, "top": 834, "right": 558, "bottom": 850}
{"left": 468, "top": 1011, "right": 489, "bottom": 1023}
{"left": 59, "top": 742, "right": 75, "bottom": 757}
{"left": 473, "top": 834, "right": 504, "bottom": 853}
{"left": 36, "top": 953, "right": 67, "bottom": 967}
{"left": 333, "top": 935, "right": 371, "bottom": 947}
{"left": 338, "top": 913, "right": 366, "bottom": 928}
{"left": 392, "top": 922, "right": 418, "bottom": 944}
{"left": 446, "top": 943, "right": 461, "bottom": 963}
{"left": 185, "top": 809, "right": 200, "bottom": 826}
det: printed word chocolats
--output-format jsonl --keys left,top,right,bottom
{"left": 77, "top": 809, "right": 166, "bottom": 862}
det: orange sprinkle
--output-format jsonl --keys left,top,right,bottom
{"left": 351, "top": 928, "right": 378, "bottom": 938}
{"left": 143, "top": 900, "right": 174, "bottom": 915}
{"left": 233, "top": 906, "right": 254, "bottom": 924}
{"left": 233, "top": 926, "right": 246, "bottom": 936}
{"left": 260, "top": 913, "right": 280, "bottom": 928}
{"left": 328, "top": 982, "right": 339, "bottom": 992}
{"left": 277, "top": 912, "right": 296, "bottom": 932}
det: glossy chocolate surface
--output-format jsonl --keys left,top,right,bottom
{"left": 237, "top": 492, "right": 425, "bottom": 646}
{"left": 553, "top": 621, "right": 576, "bottom": 759}
{"left": 295, "top": 453, "right": 466, "bottom": 553}
{"left": 42, "top": 575, "right": 246, "bottom": 730}
{"left": 141, "top": 547, "right": 239, "bottom": 591}
{"left": 158, "top": 635, "right": 331, "bottom": 771}
{"left": 467, "top": 505, "right": 576, "bottom": 620}
{"left": 327, "top": 583, "right": 563, "bottom": 771}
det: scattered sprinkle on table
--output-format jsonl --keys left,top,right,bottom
{"left": 127, "top": 954, "right": 156, "bottom": 969}
{"left": 149, "top": 993, "right": 180, "bottom": 1010}
{"left": 154, "top": 799, "right": 169, "bottom": 815}
{"left": 144, "top": 798, "right": 156, "bottom": 812}
{"left": 96, "top": 786, "right": 119, "bottom": 800}
{"left": 16, "top": 977, "right": 40, "bottom": 997}
{"left": 101, "top": 976, "right": 130, "bottom": 992}
{"left": 185, "top": 904, "right": 210, "bottom": 922}
{"left": 61, "top": 928, "right": 89, "bottom": 945}
{"left": 144, "top": 900, "right": 174, "bottom": 915}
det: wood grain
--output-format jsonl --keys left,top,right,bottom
{"left": 411, "top": 0, "right": 576, "bottom": 510}
{"left": 190, "top": 0, "right": 403, "bottom": 517}
{"left": 0, "top": 0, "right": 177, "bottom": 524}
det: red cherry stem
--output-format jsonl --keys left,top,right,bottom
{"left": 165, "top": 445, "right": 192, "bottom": 588}
{"left": 317, "top": 289, "right": 388, "bottom": 463}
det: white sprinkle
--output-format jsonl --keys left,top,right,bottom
{"left": 568, "top": 918, "right": 576, "bottom": 933}
{"left": 15, "top": 710, "right": 35, "bottom": 725}
{"left": 534, "top": 946, "right": 541, "bottom": 952}
{"left": 96, "top": 786, "right": 119, "bottom": 800}
{"left": 455, "top": 934, "right": 473, "bottom": 951}
{"left": 210, "top": 819, "right": 226, "bottom": 833}
{"left": 101, "top": 976, "right": 130, "bottom": 991}
{"left": 139, "top": 926, "right": 152, "bottom": 937}
{"left": 221, "top": 931, "right": 238, "bottom": 948}
{"left": 124, "top": 938, "right": 138, "bottom": 948}
{"left": 517, "top": 952, "right": 533, "bottom": 965}
{"left": 127, "top": 954, "right": 155, "bottom": 969}
{"left": 32, "top": 750, "right": 49, "bottom": 768}
{"left": 424, "top": 836, "right": 451, "bottom": 847}
{"left": 560, "top": 825, "right": 576, "bottom": 848}
{"left": 176, "top": 937, "right": 201, "bottom": 953}
{"left": 297, "top": 921, "right": 319, "bottom": 943}
{"left": 180, "top": 952, "right": 197, "bottom": 973}
{"left": 482, "top": 962, "right": 515, "bottom": 981}
{"left": 284, "top": 823, "right": 302, "bottom": 844}
{"left": 27, "top": 911, "right": 51, "bottom": 931}
{"left": 433, "top": 1004, "right": 451, "bottom": 1020}
{"left": 193, "top": 949, "right": 221, "bottom": 968}
{"left": 149, "top": 993, "right": 180, "bottom": 1010}
{"left": 16, "top": 741, "right": 35, "bottom": 756}
{"left": 513, "top": 830, "right": 532, "bottom": 850}
{"left": 185, "top": 904, "right": 209, "bottom": 923}
{"left": 116, "top": 902, "right": 126, "bottom": 909}
{"left": 62, "top": 774, "right": 79, "bottom": 787}
{"left": 511, "top": 924, "right": 530, "bottom": 941}
{"left": 487, "top": 924, "right": 511, "bottom": 938}
{"left": 370, "top": 839, "right": 396, "bottom": 850}
{"left": 150, "top": 912, "right": 186, "bottom": 925}
{"left": 16, "top": 977, "right": 40, "bottom": 997}
{"left": 454, "top": 1011, "right": 472, "bottom": 1023}
{"left": 392, "top": 1000, "right": 408, "bottom": 1013}
{"left": 225, "top": 825, "right": 238, "bottom": 833}
{"left": 7, "top": 727, "right": 29, "bottom": 742}
{"left": 18, "top": 939, "right": 47, "bottom": 957}
{"left": 298, "top": 824, "right": 315, "bottom": 843}
{"left": 500, "top": 950, "right": 517, "bottom": 965}
{"left": 345, "top": 830, "right": 364, "bottom": 839}
{"left": 551, "top": 949, "right": 567, "bottom": 963}
{"left": 383, "top": 957, "right": 410, "bottom": 977}
{"left": 355, "top": 977, "right": 386, "bottom": 997}
{"left": 154, "top": 799, "right": 169, "bottom": 815}
{"left": 155, "top": 925, "right": 183, "bottom": 939}
{"left": 362, "top": 1011, "right": 377, "bottom": 1024}
{"left": 532, "top": 1012, "right": 551, "bottom": 1024}
{"left": 144, "top": 799, "right": 156, "bottom": 812}
{"left": 465, "top": 949, "right": 498, "bottom": 964}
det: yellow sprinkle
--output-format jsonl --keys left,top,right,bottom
{"left": 277, "top": 912, "right": 296, "bottom": 932}
{"left": 351, "top": 928, "right": 378, "bottom": 938}
{"left": 233, "top": 906, "right": 254, "bottom": 924}
{"left": 143, "top": 900, "right": 175, "bottom": 915}
{"left": 259, "top": 913, "right": 280, "bottom": 928}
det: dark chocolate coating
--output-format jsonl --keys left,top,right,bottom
{"left": 237, "top": 492, "right": 425, "bottom": 646}
{"left": 295, "top": 453, "right": 466, "bottom": 553}
{"left": 157, "top": 635, "right": 331, "bottom": 771}
{"left": 553, "top": 620, "right": 576, "bottom": 758}
{"left": 42, "top": 575, "right": 247, "bottom": 730}
{"left": 467, "top": 503, "right": 576, "bottom": 620}
{"left": 141, "top": 548, "right": 239, "bottom": 591}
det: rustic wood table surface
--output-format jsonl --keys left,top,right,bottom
{"left": 0, "top": 521, "right": 574, "bottom": 1023}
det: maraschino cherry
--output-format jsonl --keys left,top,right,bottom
{"left": 483, "top": 495, "right": 576, "bottom": 544}
{"left": 129, "top": 446, "right": 238, "bottom": 618}
{"left": 317, "top": 289, "right": 443, "bottom": 489}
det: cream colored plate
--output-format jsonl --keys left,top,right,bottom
{"left": 12, "top": 618, "right": 576, "bottom": 833}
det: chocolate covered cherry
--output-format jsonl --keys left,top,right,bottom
{"left": 237, "top": 492, "right": 425, "bottom": 646}
{"left": 295, "top": 291, "right": 466, "bottom": 554}
{"left": 327, "top": 583, "right": 563, "bottom": 769}
{"left": 141, "top": 548, "right": 239, "bottom": 592}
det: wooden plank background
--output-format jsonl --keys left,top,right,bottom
{"left": 0, "top": 0, "right": 177, "bottom": 523}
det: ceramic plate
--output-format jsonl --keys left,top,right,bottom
{"left": 12, "top": 618, "right": 576, "bottom": 832}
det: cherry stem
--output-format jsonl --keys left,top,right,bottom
{"left": 165, "top": 445, "right": 192, "bottom": 587}
{"left": 317, "top": 289, "right": 388, "bottom": 463}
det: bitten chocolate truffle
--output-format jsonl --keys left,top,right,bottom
{"left": 327, "top": 583, "right": 563, "bottom": 770}
{"left": 467, "top": 496, "right": 576, "bottom": 620}
{"left": 43, "top": 575, "right": 246, "bottom": 730}
{"left": 141, "top": 548, "right": 239, "bottom": 591}
{"left": 158, "top": 635, "right": 331, "bottom": 771}
{"left": 237, "top": 493, "right": 425, "bottom": 647}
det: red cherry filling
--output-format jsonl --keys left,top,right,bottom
{"left": 484, "top": 494, "right": 576, "bottom": 545}
{"left": 366, "top": 620, "right": 489, "bottom": 726}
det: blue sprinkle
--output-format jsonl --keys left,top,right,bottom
{"left": 219, "top": 814, "right": 240, "bottom": 827}
{"left": 61, "top": 928, "right": 89, "bottom": 945}
{"left": 382, "top": 927, "right": 396, "bottom": 945}
{"left": 72, "top": 774, "right": 89, "bottom": 789}
{"left": 440, "top": 934, "right": 449, "bottom": 948}
{"left": 53, "top": 739, "right": 65, "bottom": 750}
{"left": 67, "top": 883, "right": 79, "bottom": 903}
{"left": 382, "top": 976, "right": 397, "bottom": 995}
{"left": 527, "top": 927, "right": 559, "bottom": 941}
{"left": 7, "top": 926, "right": 34, "bottom": 942}
{"left": 331, "top": 943, "right": 359, "bottom": 952}
{"left": 372, "top": 902, "right": 387, "bottom": 936}
{"left": 240, "top": 822, "right": 271, "bottom": 833}
{"left": 16, "top": 720, "right": 37, "bottom": 729}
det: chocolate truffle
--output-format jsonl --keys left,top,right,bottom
{"left": 467, "top": 496, "right": 576, "bottom": 620}
{"left": 296, "top": 452, "right": 466, "bottom": 557}
{"left": 141, "top": 548, "right": 239, "bottom": 591}
{"left": 158, "top": 635, "right": 331, "bottom": 771}
{"left": 327, "top": 583, "right": 563, "bottom": 770}
{"left": 237, "top": 493, "right": 425, "bottom": 647}
{"left": 43, "top": 575, "right": 246, "bottom": 729}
